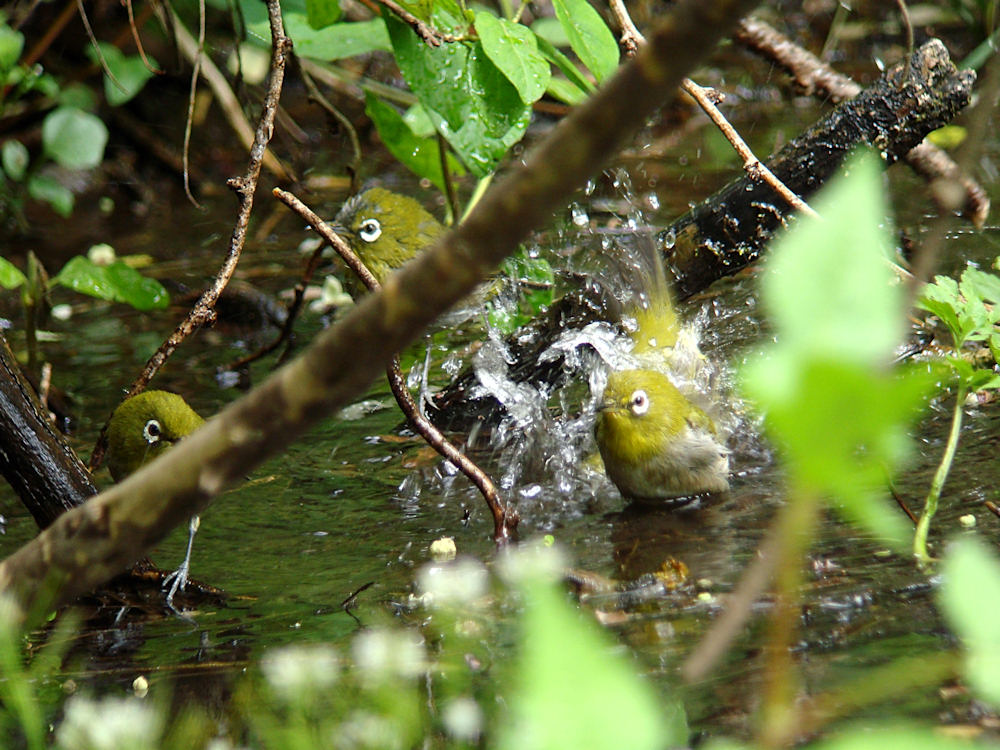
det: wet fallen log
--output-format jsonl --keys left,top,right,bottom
{"left": 0, "top": 333, "right": 96, "bottom": 528}
{"left": 667, "top": 38, "right": 974, "bottom": 298}
{"left": 428, "top": 39, "right": 975, "bottom": 431}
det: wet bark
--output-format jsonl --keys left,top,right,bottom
{"left": 0, "top": 333, "right": 97, "bottom": 528}
{"left": 667, "top": 39, "right": 975, "bottom": 298}
{"left": 428, "top": 39, "right": 975, "bottom": 431}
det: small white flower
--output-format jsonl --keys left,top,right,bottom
{"left": 260, "top": 645, "right": 339, "bottom": 703}
{"left": 495, "top": 538, "right": 567, "bottom": 586}
{"left": 352, "top": 628, "right": 426, "bottom": 682}
{"left": 417, "top": 557, "right": 489, "bottom": 607}
{"left": 442, "top": 697, "right": 483, "bottom": 742}
{"left": 86, "top": 244, "right": 116, "bottom": 266}
{"left": 56, "top": 695, "right": 162, "bottom": 750}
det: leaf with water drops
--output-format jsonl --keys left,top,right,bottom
{"left": 551, "top": 0, "right": 619, "bottom": 83}
{"left": 365, "top": 91, "right": 465, "bottom": 192}
{"left": 474, "top": 12, "right": 550, "bottom": 105}
{"left": 386, "top": 12, "right": 530, "bottom": 177}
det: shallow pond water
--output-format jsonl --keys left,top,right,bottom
{"left": 2, "top": 48, "right": 1000, "bottom": 740}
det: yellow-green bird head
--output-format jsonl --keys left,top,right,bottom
{"left": 106, "top": 391, "right": 204, "bottom": 482}
{"left": 595, "top": 369, "right": 729, "bottom": 502}
{"left": 333, "top": 187, "right": 446, "bottom": 288}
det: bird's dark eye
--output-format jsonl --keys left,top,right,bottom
{"left": 143, "top": 419, "right": 162, "bottom": 444}
{"left": 358, "top": 218, "right": 382, "bottom": 243}
{"left": 629, "top": 389, "right": 650, "bottom": 416}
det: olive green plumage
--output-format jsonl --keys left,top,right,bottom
{"left": 107, "top": 391, "right": 204, "bottom": 481}
{"left": 333, "top": 187, "right": 445, "bottom": 291}
{"left": 595, "top": 369, "right": 729, "bottom": 502}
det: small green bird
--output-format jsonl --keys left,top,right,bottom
{"left": 107, "top": 390, "right": 204, "bottom": 607}
{"left": 332, "top": 187, "right": 446, "bottom": 292}
{"left": 595, "top": 369, "right": 730, "bottom": 502}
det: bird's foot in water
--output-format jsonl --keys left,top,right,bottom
{"left": 162, "top": 562, "right": 190, "bottom": 612}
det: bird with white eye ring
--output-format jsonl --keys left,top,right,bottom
{"left": 331, "top": 187, "right": 446, "bottom": 297}
{"left": 595, "top": 368, "right": 729, "bottom": 503}
{"left": 593, "top": 235, "right": 730, "bottom": 504}
{"left": 107, "top": 390, "right": 204, "bottom": 609}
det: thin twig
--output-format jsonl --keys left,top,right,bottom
{"left": 373, "top": 0, "right": 460, "bottom": 46}
{"left": 602, "top": 7, "right": 818, "bottom": 219}
{"left": 167, "top": 4, "right": 291, "bottom": 182}
{"left": 607, "top": 0, "right": 644, "bottom": 57}
{"left": 181, "top": 0, "right": 207, "bottom": 207}
{"left": 124, "top": 0, "right": 163, "bottom": 74}
{"left": 75, "top": 0, "right": 127, "bottom": 95}
{"left": 89, "top": 0, "right": 293, "bottom": 470}
{"left": 895, "top": 0, "right": 914, "bottom": 80}
{"left": 272, "top": 187, "right": 518, "bottom": 545}
{"left": 681, "top": 77, "right": 820, "bottom": 218}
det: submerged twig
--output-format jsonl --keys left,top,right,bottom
{"left": 89, "top": 0, "right": 293, "bottom": 470}
{"left": 272, "top": 187, "right": 518, "bottom": 545}
{"left": 222, "top": 240, "right": 327, "bottom": 373}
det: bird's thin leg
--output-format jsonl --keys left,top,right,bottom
{"left": 163, "top": 514, "right": 200, "bottom": 609}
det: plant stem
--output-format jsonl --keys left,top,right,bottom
{"left": 914, "top": 381, "right": 967, "bottom": 565}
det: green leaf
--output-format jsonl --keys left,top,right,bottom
{"left": 498, "top": 577, "right": 682, "bottom": 750}
{"left": 530, "top": 17, "right": 569, "bottom": 48}
{"left": 742, "top": 357, "right": 930, "bottom": 547}
{"left": 27, "top": 174, "right": 74, "bottom": 217}
{"left": 86, "top": 42, "right": 157, "bottom": 106}
{"left": 741, "top": 150, "right": 937, "bottom": 549}
{"left": 815, "top": 726, "right": 996, "bottom": 750}
{"left": 57, "top": 82, "right": 98, "bottom": 111}
{"left": 551, "top": 0, "right": 619, "bottom": 82}
{"left": 763, "top": 150, "right": 900, "bottom": 366}
{"left": 533, "top": 33, "right": 594, "bottom": 95}
{"left": 545, "top": 75, "right": 587, "bottom": 105}
{"left": 54, "top": 257, "right": 169, "bottom": 310}
{"left": 386, "top": 13, "right": 530, "bottom": 176}
{"left": 0, "top": 257, "right": 26, "bottom": 289}
{"left": 365, "top": 91, "right": 465, "bottom": 192}
{"left": 474, "top": 12, "right": 550, "bottom": 105}
{"left": 0, "top": 21, "right": 24, "bottom": 72}
{"left": 402, "top": 104, "right": 436, "bottom": 137}
{"left": 939, "top": 537, "right": 1000, "bottom": 708}
{"left": 41, "top": 107, "right": 108, "bottom": 170}
{"left": 305, "top": 0, "right": 341, "bottom": 30}
{"left": 241, "top": 0, "right": 390, "bottom": 59}
{"left": 961, "top": 266, "right": 1000, "bottom": 305}
{"left": 2, "top": 140, "right": 28, "bottom": 182}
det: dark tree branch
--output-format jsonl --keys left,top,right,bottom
{"left": 735, "top": 17, "right": 989, "bottom": 227}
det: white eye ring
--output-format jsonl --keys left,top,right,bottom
{"left": 143, "top": 419, "right": 162, "bottom": 444}
{"left": 629, "top": 389, "right": 650, "bottom": 416}
{"left": 358, "top": 218, "right": 382, "bottom": 243}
